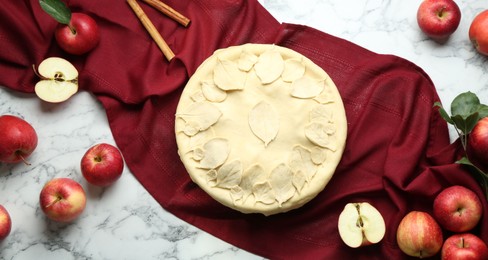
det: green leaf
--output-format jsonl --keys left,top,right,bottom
{"left": 478, "top": 104, "right": 488, "bottom": 119}
{"left": 39, "top": 0, "right": 71, "bottom": 25}
{"left": 457, "top": 156, "right": 488, "bottom": 200}
{"left": 451, "top": 114, "right": 468, "bottom": 134}
{"left": 433, "top": 101, "right": 442, "bottom": 108}
{"left": 457, "top": 156, "right": 474, "bottom": 166}
{"left": 465, "top": 112, "right": 480, "bottom": 134}
{"left": 434, "top": 102, "right": 455, "bottom": 125}
{"left": 451, "top": 91, "right": 481, "bottom": 118}
{"left": 437, "top": 91, "right": 488, "bottom": 200}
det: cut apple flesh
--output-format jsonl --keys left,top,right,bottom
{"left": 338, "top": 202, "right": 386, "bottom": 248}
{"left": 35, "top": 80, "right": 78, "bottom": 103}
{"left": 34, "top": 57, "right": 79, "bottom": 103}
{"left": 338, "top": 203, "right": 366, "bottom": 248}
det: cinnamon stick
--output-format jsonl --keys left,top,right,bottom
{"left": 141, "top": 0, "right": 191, "bottom": 27}
{"left": 127, "top": 0, "right": 175, "bottom": 61}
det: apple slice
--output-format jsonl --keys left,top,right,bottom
{"left": 34, "top": 57, "right": 78, "bottom": 103}
{"left": 338, "top": 202, "right": 386, "bottom": 248}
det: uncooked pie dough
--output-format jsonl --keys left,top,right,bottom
{"left": 175, "top": 44, "right": 347, "bottom": 215}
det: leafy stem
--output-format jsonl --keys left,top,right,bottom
{"left": 457, "top": 157, "right": 488, "bottom": 199}
{"left": 434, "top": 91, "right": 488, "bottom": 199}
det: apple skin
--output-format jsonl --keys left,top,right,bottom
{"left": 468, "top": 117, "right": 488, "bottom": 169}
{"left": 469, "top": 10, "right": 488, "bottom": 56}
{"left": 39, "top": 178, "right": 86, "bottom": 222}
{"left": 433, "top": 185, "right": 482, "bottom": 232}
{"left": 81, "top": 143, "right": 124, "bottom": 187}
{"left": 396, "top": 211, "right": 443, "bottom": 258}
{"left": 416, "top": 0, "right": 461, "bottom": 39}
{"left": 441, "top": 233, "right": 488, "bottom": 260}
{"left": 55, "top": 13, "right": 100, "bottom": 55}
{"left": 0, "top": 205, "right": 12, "bottom": 240}
{"left": 0, "top": 115, "right": 38, "bottom": 164}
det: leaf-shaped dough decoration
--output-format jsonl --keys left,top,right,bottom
{"left": 190, "top": 90, "right": 206, "bottom": 102}
{"left": 310, "top": 105, "right": 333, "bottom": 123}
{"left": 305, "top": 122, "right": 337, "bottom": 151}
{"left": 206, "top": 170, "right": 217, "bottom": 185}
{"left": 176, "top": 102, "right": 222, "bottom": 136}
{"left": 230, "top": 186, "right": 244, "bottom": 205}
{"left": 269, "top": 164, "right": 295, "bottom": 207}
{"left": 254, "top": 50, "right": 284, "bottom": 84}
{"left": 199, "top": 138, "right": 230, "bottom": 169}
{"left": 292, "top": 170, "right": 307, "bottom": 194}
{"left": 238, "top": 51, "right": 258, "bottom": 72}
{"left": 282, "top": 58, "right": 305, "bottom": 82}
{"left": 183, "top": 121, "right": 199, "bottom": 136}
{"left": 324, "top": 134, "right": 338, "bottom": 152}
{"left": 248, "top": 101, "right": 280, "bottom": 146}
{"left": 253, "top": 182, "right": 275, "bottom": 205}
{"left": 323, "top": 123, "right": 336, "bottom": 135}
{"left": 187, "top": 129, "right": 212, "bottom": 151}
{"left": 201, "top": 80, "right": 227, "bottom": 102}
{"left": 213, "top": 58, "right": 246, "bottom": 91}
{"left": 313, "top": 86, "right": 335, "bottom": 104}
{"left": 289, "top": 145, "right": 317, "bottom": 182}
{"left": 216, "top": 160, "right": 243, "bottom": 189}
{"left": 311, "top": 147, "right": 327, "bottom": 164}
{"left": 192, "top": 147, "right": 204, "bottom": 161}
{"left": 240, "top": 164, "right": 266, "bottom": 203}
{"left": 291, "top": 77, "right": 325, "bottom": 99}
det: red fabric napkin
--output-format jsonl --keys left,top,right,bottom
{"left": 1, "top": 0, "right": 487, "bottom": 259}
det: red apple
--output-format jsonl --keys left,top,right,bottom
{"left": 0, "top": 205, "right": 12, "bottom": 240}
{"left": 397, "top": 211, "right": 443, "bottom": 258}
{"left": 442, "top": 233, "right": 488, "bottom": 260}
{"left": 417, "top": 0, "right": 461, "bottom": 39}
{"left": 469, "top": 10, "right": 488, "bottom": 56}
{"left": 55, "top": 13, "right": 100, "bottom": 55}
{"left": 0, "top": 115, "right": 38, "bottom": 164}
{"left": 433, "top": 185, "right": 482, "bottom": 232}
{"left": 468, "top": 117, "right": 488, "bottom": 167}
{"left": 81, "top": 143, "right": 124, "bottom": 187}
{"left": 39, "top": 178, "right": 86, "bottom": 222}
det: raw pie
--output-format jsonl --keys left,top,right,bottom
{"left": 175, "top": 44, "right": 347, "bottom": 215}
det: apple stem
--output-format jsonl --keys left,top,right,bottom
{"left": 16, "top": 152, "right": 31, "bottom": 166}
{"left": 32, "top": 64, "right": 48, "bottom": 80}
{"left": 461, "top": 237, "right": 465, "bottom": 248}
{"left": 472, "top": 39, "right": 479, "bottom": 50}
{"left": 45, "top": 194, "right": 62, "bottom": 209}
{"left": 68, "top": 24, "right": 77, "bottom": 35}
{"left": 454, "top": 126, "right": 468, "bottom": 151}
{"left": 437, "top": 7, "right": 446, "bottom": 19}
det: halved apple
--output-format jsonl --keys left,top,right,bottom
{"left": 34, "top": 57, "right": 78, "bottom": 103}
{"left": 338, "top": 202, "right": 386, "bottom": 248}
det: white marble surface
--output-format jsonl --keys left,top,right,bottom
{"left": 1, "top": 0, "right": 487, "bottom": 259}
